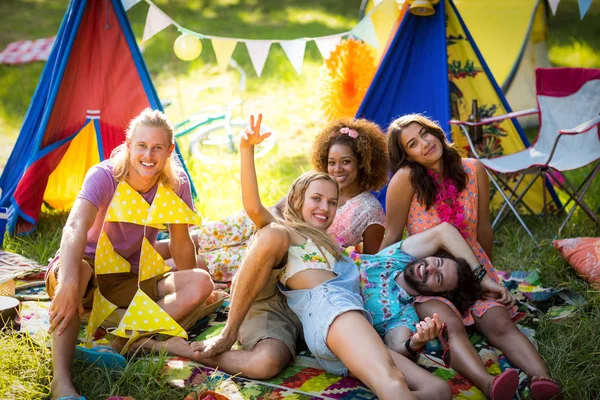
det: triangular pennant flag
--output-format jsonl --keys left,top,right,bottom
{"left": 578, "top": 0, "right": 592, "bottom": 19}
{"left": 245, "top": 40, "right": 272, "bottom": 77}
{"left": 121, "top": 0, "right": 141, "bottom": 11}
{"left": 105, "top": 181, "right": 164, "bottom": 229}
{"left": 352, "top": 15, "right": 379, "bottom": 49}
{"left": 95, "top": 230, "right": 131, "bottom": 275}
{"left": 370, "top": 0, "right": 402, "bottom": 60}
{"left": 373, "top": 0, "right": 384, "bottom": 6}
{"left": 280, "top": 40, "right": 307, "bottom": 75}
{"left": 211, "top": 38, "right": 238, "bottom": 72}
{"left": 315, "top": 35, "right": 343, "bottom": 60}
{"left": 85, "top": 289, "right": 118, "bottom": 342}
{"left": 113, "top": 289, "right": 187, "bottom": 339}
{"left": 146, "top": 183, "right": 201, "bottom": 226}
{"left": 142, "top": 4, "right": 173, "bottom": 43}
{"left": 138, "top": 237, "right": 171, "bottom": 281}
{"left": 548, "top": 0, "right": 560, "bottom": 15}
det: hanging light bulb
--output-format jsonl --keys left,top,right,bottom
{"left": 406, "top": 0, "right": 439, "bottom": 16}
{"left": 173, "top": 33, "right": 203, "bottom": 61}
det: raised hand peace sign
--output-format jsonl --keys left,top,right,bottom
{"left": 240, "top": 113, "right": 272, "bottom": 148}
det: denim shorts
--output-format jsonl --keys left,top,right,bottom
{"left": 300, "top": 284, "right": 372, "bottom": 376}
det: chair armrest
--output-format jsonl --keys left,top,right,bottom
{"left": 449, "top": 108, "right": 539, "bottom": 127}
{"left": 558, "top": 115, "right": 600, "bottom": 135}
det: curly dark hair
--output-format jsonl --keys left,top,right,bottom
{"left": 312, "top": 117, "right": 388, "bottom": 192}
{"left": 440, "top": 253, "right": 482, "bottom": 315}
{"left": 387, "top": 114, "right": 467, "bottom": 209}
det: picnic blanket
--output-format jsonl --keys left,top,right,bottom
{"left": 0, "top": 37, "right": 55, "bottom": 65}
{"left": 13, "top": 269, "right": 582, "bottom": 399}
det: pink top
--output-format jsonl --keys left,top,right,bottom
{"left": 78, "top": 161, "right": 194, "bottom": 273}
{"left": 328, "top": 191, "right": 385, "bottom": 248}
{"left": 407, "top": 158, "right": 516, "bottom": 325}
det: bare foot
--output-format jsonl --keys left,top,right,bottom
{"left": 51, "top": 378, "right": 81, "bottom": 400}
{"left": 190, "top": 331, "right": 237, "bottom": 359}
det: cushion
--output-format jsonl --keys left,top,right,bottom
{"left": 553, "top": 237, "right": 600, "bottom": 286}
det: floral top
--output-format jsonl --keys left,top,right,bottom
{"left": 280, "top": 238, "right": 337, "bottom": 285}
{"left": 328, "top": 191, "right": 386, "bottom": 248}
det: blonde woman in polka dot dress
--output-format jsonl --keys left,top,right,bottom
{"left": 381, "top": 114, "right": 560, "bottom": 400}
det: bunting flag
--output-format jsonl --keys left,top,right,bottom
{"left": 112, "top": 289, "right": 188, "bottom": 339}
{"left": 142, "top": 3, "right": 173, "bottom": 43}
{"left": 246, "top": 40, "right": 273, "bottom": 77}
{"left": 138, "top": 237, "right": 171, "bottom": 282}
{"left": 85, "top": 289, "right": 118, "bottom": 342}
{"left": 122, "top": 0, "right": 141, "bottom": 11}
{"left": 315, "top": 35, "right": 343, "bottom": 60}
{"left": 280, "top": 39, "right": 307, "bottom": 75}
{"left": 105, "top": 181, "right": 164, "bottom": 229}
{"left": 211, "top": 38, "right": 238, "bottom": 72}
{"left": 145, "top": 183, "right": 201, "bottom": 226}
{"left": 578, "top": 0, "right": 593, "bottom": 19}
{"left": 95, "top": 230, "right": 131, "bottom": 274}
{"left": 548, "top": 0, "right": 560, "bottom": 14}
{"left": 352, "top": 15, "right": 379, "bottom": 49}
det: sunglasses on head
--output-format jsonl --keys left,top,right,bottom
{"left": 414, "top": 323, "right": 451, "bottom": 368}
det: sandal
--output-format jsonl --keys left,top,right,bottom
{"left": 490, "top": 368, "right": 519, "bottom": 400}
{"left": 530, "top": 379, "right": 561, "bottom": 400}
{"left": 74, "top": 344, "right": 126, "bottom": 369}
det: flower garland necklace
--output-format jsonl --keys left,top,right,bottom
{"left": 428, "top": 170, "right": 469, "bottom": 238}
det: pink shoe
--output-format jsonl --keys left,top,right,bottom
{"left": 490, "top": 369, "right": 519, "bottom": 400}
{"left": 530, "top": 379, "right": 561, "bottom": 400}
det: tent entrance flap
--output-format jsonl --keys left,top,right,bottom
{"left": 44, "top": 119, "right": 101, "bottom": 211}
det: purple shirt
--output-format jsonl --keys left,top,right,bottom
{"left": 79, "top": 160, "right": 194, "bottom": 274}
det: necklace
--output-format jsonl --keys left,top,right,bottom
{"left": 428, "top": 170, "right": 469, "bottom": 238}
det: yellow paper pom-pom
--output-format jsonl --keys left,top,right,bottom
{"left": 318, "top": 38, "right": 377, "bottom": 121}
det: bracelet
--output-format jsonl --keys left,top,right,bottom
{"left": 404, "top": 337, "right": 419, "bottom": 357}
{"left": 474, "top": 265, "right": 487, "bottom": 283}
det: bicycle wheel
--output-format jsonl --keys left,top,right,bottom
{"left": 189, "top": 119, "right": 276, "bottom": 164}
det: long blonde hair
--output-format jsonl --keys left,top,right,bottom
{"left": 111, "top": 108, "right": 185, "bottom": 189}
{"left": 283, "top": 172, "right": 342, "bottom": 261}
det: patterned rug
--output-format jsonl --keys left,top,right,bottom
{"left": 14, "top": 269, "right": 578, "bottom": 399}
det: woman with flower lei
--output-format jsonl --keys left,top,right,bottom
{"left": 381, "top": 114, "right": 560, "bottom": 400}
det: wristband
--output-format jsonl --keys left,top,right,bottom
{"left": 404, "top": 337, "right": 419, "bottom": 357}
{"left": 474, "top": 265, "right": 487, "bottom": 283}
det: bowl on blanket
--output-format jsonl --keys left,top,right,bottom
{"left": 0, "top": 295, "right": 20, "bottom": 327}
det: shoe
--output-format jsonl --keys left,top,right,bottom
{"left": 490, "top": 368, "right": 519, "bottom": 400}
{"left": 74, "top": 344, "right": 127, "bottom": 369}
{"left": 530, "top": 379, "right": 561, "bottom": 400}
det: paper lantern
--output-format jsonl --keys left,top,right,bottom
{"left": 407, "top": 0, "right": 439, "bottom": 16}
{"left": 317, "top": 38, "right": 377, "bottom": 121}
{"left": 174, "top": 33, "right": 202, "bottom": 61}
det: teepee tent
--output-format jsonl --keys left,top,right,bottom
{"left": 357, "top": 0, "right": 558, "bottom": 214}
{"left": 0, "top": 0, "right": 194, "bottom": 234}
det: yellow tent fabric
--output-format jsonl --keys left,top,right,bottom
{"left": 446, "top": 1, "right": 546, "bottom": 214}
{"left": 44, "top": 120, "right": 100, "bottom": 210}
{"left": 453, "top": 0, "right": 539, "bottom": 87}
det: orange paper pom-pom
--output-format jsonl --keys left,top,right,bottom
{"left": 318, "top": 38, "right": 377, "bottom": 121}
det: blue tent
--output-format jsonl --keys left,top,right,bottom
{"left": 0, "top": 0, "right": 195, "bottom": 234}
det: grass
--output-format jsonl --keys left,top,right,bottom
{"left": 0, "top": 0, "right": 599, "bottom": 398}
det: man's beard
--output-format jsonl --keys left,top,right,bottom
{"left": 404, "top": 259, "right": 437, "bottom": 296}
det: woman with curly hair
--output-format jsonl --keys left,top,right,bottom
{"left": 309, "top": 117, "right": 388, "bottom": 253}
{"left": 382, "top": 114, "right": 560, "bottom": 400}
{"left": 156, "top": 117, "right": 389, "bottom": 283}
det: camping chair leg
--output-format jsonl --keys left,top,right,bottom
{"left": 493, "top": 172, "right": 541, "bottom": 230}
{"left": 557, "top": 163, "right": 600, "bottom": 233}
{"left": 485, "top": 170, "right": 539, "bottom": 245}
{"left": 492, "top": 173, "right": 537, "bottom": 217}
{"left": 491, "top": 174, "right": 529, "bottom": 229}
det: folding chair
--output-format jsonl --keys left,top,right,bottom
{"left": 451, "top": 68, "right": 600, "bottom": 244}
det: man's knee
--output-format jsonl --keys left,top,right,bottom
{"left": 244, "top": 340, "right": 291, "bottom": 380}
{"left": 180, "top": 269, "right": 214, "bottom": 306}
{"left": 254, "top": 223, "right": 290, "bottom": 257}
